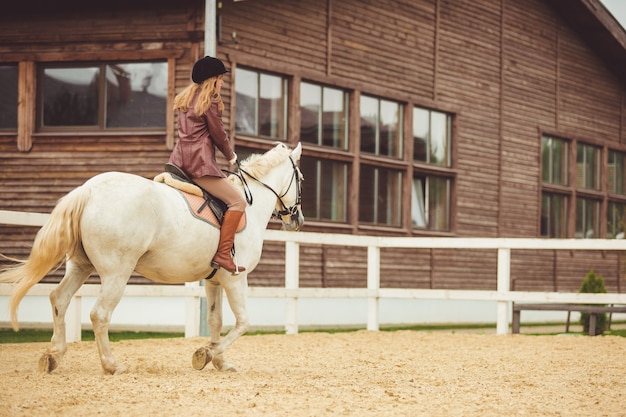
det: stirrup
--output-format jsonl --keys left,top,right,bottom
{"left": 210, "top": 260, "right": 243, "bottom": 275}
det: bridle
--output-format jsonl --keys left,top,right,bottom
{"left": 230, "top": 156, "right": 302, "bottom": 222}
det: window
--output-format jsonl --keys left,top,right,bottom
{"left": 0, "top": 64, "right": 18, "bottom": 130}
{"left": 359, "top": 165, "right": 402, "bottom": 226}
{"left": 40, "top": 62, "right": 167, "bottom": 130}
{"left": 576, "top": 197, "right": 599, "bottom": 238}
{"left": 576, "top": 143, "right": 600, "bottom": 190}
{"left": 412, "top": 175, "right": 450, "bottom": 230}
{"left": 411, "top": 106, "right": 453, "bottom": 231}
{"left": 541, "top": 136, "right": 569, "bottom": 237}
{"left": 541, "top": 193, "right": 568, "bottom": 238}
{"left": 608, "top": 150, "right": 626, "bottom": 195}
{"left": 542, "top": 136, "right": 568, "bottom": 186}
{"left": 413, "top": 107, "right": 450, "bottom": 166}
{"left": 300, "top": 82, "right": 348, "bottom": 149}
{"left": 300, "top": 157, "right": 348, "bottom": 221}
{"left": 360, "top": 95, "right": 402, "bottom": 158}
{"left": 607, "top": 202, "right": 626, "bottom": 239}
{"left": 235, "top": 68, "right": 287, "bottom": 140}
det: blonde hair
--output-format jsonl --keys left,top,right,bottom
{"left": 173, "top": 74, "right": 224, "bottom": 115}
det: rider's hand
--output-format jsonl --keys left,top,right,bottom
{"left": 229, "top": 154, "right": 238, "bottom": 165}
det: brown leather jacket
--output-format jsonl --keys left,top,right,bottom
{"left": 168, "top": 96, "right": 236, "bottom": 179}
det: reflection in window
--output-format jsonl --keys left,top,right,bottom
{"left": 413, "top": 107, "right": 451, "bottom": 166}
{"left": 542, "top": 136, "right": 568, "bottom": 186}
{"left": 359, "top": 165, "right": 402, "bottom": 225}
{"left": 607, "top": 202, "right": 626, "bottom": 239}
{"left": 235, "top": 68, "right": 287, "bottom": 140}
{"left": 576, "top": 197, "right": 599, "bottom": 238}
{"left": 300, "top": 156, "right": 347, "bottom": 221}
{"left": 0, "top": 65, "right": 18, "bottom": 130}
{"left": 576, "top": 143, "right": 600, "bottom": 190}
{"left": 41, "top": 62, "right": 167, "bottom": 129}
{"left": 412, "top": 175, "right": 450, "bottom": 231}
{"left": 43, "top": 67, "right": 100, "bottom": 126}
{"left": 360, "top": 95, "right": 402, "bottom": 158}
{"left": 300, "top": 82, "right": 348, "bottom": 149}
{"left": 608, "top": 150, "right": 626, "bottom": 195}
{"left": 105, "top": 63, "right": 168, "bottom": 128}
{"left": 541, "top": 193, "right": 568, "bottom": 238}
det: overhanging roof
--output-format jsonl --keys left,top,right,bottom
{"left": 546, "top": 0, "right": 626, "bottom": 86}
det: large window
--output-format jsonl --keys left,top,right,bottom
{"left": 300, "top": 82, "right": 348, "bottom": 149}
{"left": 360, "top": 95, "right": 402, "bottom": 158}
{"left": 300, "top": 157, "right": 348, "bottom": 222}
{"left": 40, "top": 62, "right": 167, "bottom": 130}
{"left": 359, "top": 165, "right": 402, "bottom": 226}
{"left": 0, "top": 64, "right": 18, "bottom": 130}
{"left": 411, "top": 107, "right": 453, "bottom": 231}
{"left": 235, "top": 68, "right": 287, "bottom": 140}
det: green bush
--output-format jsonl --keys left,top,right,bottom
{"left": 579, "top": 269, "right": 607, "bottom": 335}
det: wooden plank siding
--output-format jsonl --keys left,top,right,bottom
{"left": 1, "top": 0, "right": 625, "bottom": 292}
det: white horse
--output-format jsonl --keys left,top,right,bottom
{"left": 0, "top": 142, "right": 303, "bottom": 374}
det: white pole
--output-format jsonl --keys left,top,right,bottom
{"left": 496, "top": 247, "right": 511, "bottom": 334}
{"left": 367, "top": 245, "right": 380, "bottom": 331}
{"left": 205, "top": 0, "right": 216, "bottom": 56}
{"left": 285, "top": 241, "right": 300, "bottom": 334}
{"left": 66, "top": 296, "right": 82, "bottom": 343}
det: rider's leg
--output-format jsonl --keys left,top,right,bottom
{"left": 194, "top": 176, "right": 247, "bottom": 274}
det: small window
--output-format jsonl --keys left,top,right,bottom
{"left": 541, "top": 192, "right": 568, "bottom": 238}
{"left": 235, "top": 68, "right": 287, "bottom": 140}
{"left": 607, "top": 201, "right": 626, "bottom": 239}
{"left": 412, "top": 175, "right": 450, "bottom": 231}
{"left": 300, "top": 82, "right": 348, "bottom": 149}
{"left": 359, "top": 165, "right": 402, "bottom": 226}
{"left": 300, "top": 156, "right": 348, "bottom": 222}
{"left": 0, "top": 64, "right": 19, "bottom": 130}
{"left": 576, "top": 197, "right": 599, "bottom": 238}
{"left": 413, "top": 107, "right": 451, "bottom": 167}
{"left": 576, "top": 143, "right": 600, "bottom": 190}
{"left": 40, "top": 62, "right": 167, "bottom": 130}
{"left": 542, "top": 136, "right": 568, "bottom": 186}
{"left": 360, "top": 95, "right": 402, "bottom": 158}
{"left": 608, "top": 150, "right": 626, "bottom": 195}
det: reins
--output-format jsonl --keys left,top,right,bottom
{"left": 224, "top": 156, "right": 302, "bottom": 219}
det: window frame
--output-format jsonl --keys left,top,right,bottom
{"left": 37, "top": 61, "right": 169, "bottom": 133}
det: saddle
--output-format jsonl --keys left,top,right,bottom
{"left": 158, "top": 163, "right": 228, "bottom": 224}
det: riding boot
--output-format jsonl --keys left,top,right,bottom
{"left": 211, "top": 210, "right": 246, "bottom": 274}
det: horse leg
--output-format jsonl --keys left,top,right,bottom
{"left": 212, "top": 276, "right": 250, "bottom": 372}
{"left": 192, "top": 280, "right": 222, "bottom": 371}
{"left": 40, "top": 256, "right": 94, "bottom": 373}
{"left": 89, "top": 271, "right": 131, "bottom": 375}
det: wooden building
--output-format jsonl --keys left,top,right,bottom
{"left": 1, "top": 0, "right": 625, "bottom": 293}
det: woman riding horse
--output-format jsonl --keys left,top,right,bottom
{"left": 168, "top": 56, "right": 246, "bottom": 274}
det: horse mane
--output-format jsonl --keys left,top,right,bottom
{"left": 230, "top": 142, "right": 291, "bottom": 185}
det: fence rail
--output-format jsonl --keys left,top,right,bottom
{"left": 2, "top": 210, "right": 626, "bottom": 342}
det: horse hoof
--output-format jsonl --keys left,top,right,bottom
{"left": 39, "top": 354, "right": 58, "bottom": 373}
{"left": 192, "top": 347, "right": 213, "bottom": 370}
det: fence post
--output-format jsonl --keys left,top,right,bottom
{"left": 186, "top": 281, "right": 201, "bottom": 338}
{"left": 285, "top": 240, "right": 300, "bottom": 335}
{"left": 66, "top": 296, "right": 82, "bottom": 342}
{"left": 496, "top": 247, "right": 511, "bottom": 335}
{"left": 367, "top": 245, "right": 380, "bottom": 331}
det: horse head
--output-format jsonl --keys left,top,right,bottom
{"left": 272, "top": 142, "right": 304, "bottom": 231}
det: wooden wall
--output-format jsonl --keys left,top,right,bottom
{"left": 1, "top": 0, "right": 625, "bottom": 292}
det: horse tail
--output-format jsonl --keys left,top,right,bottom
{"left": 0, "top": 185, "right": 90, "bottom": 330}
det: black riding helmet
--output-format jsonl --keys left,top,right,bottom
{"left": 191, "top": 56, "right": 229, "bottom": 84}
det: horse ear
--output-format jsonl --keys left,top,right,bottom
{"left": 291, "top": 142, "right": 302, "bottom": 161}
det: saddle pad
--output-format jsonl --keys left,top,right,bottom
{"left": 178, "top": 190, "right": 246, "bottom": 232}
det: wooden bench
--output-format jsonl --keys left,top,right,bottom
{"left": 512, "top": 303, "right": 626, "bottom": 336}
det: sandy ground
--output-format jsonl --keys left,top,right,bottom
{"left": 0, "top": 331, "right": 625, "bottom": 417}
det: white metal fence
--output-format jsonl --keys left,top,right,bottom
{"left": 2, "top": 209, "right": 626, "bottom": 342}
